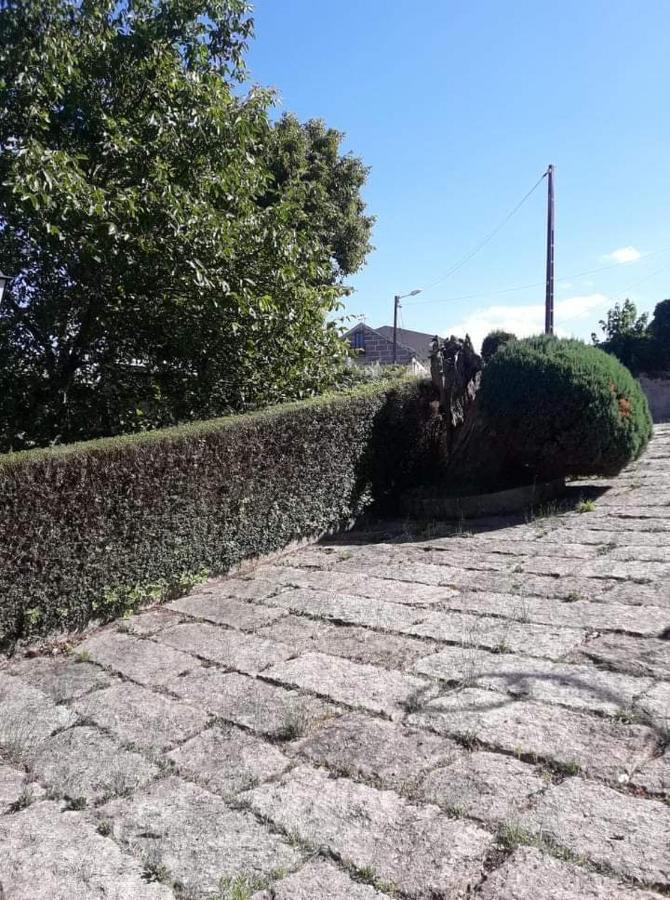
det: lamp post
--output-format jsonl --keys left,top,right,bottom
{"left": 392, "top": 289, "right": 421, "bottom": 363}
{"left": 0, "top": 271, "right": 12, "bottom": 305}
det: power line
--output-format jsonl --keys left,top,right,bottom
{"left": 404, "top": 246, "right": 670, "bottom": 308}
{"left": 419, "top": 170, "right": 548, "bottom": 295}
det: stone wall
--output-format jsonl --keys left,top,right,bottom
{"left": 638, "top": 372, "right": 670, "bottom": 423}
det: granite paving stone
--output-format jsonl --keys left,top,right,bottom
{"left": 245, "top": 764, "right": 493, "bottom": 899}
{"left": 412, "top": 648, "right": 652, "bottom": 716}
{"left": 572, "top": 633, "right": 670, "bottom": 679}
{"left": 263, "top": 651, "right": 435, "bottom": 718}
{"left": 77, "top": 630, "right": 196, "bottom": 686}
{"left": 0, "top": 762, "right": 32, "bottom": 812}
{"left": 167, "top": 724, "right": 290, "bottom": 796}
{"left": 99, "top": 775, "right": 300, "bottom": 898}
{"left": 0, "top": 673, "right": 76, "bottom": 764}
{"left": 640, "top": 681, "right": 670, "bottom": 733}
{"left": 264, "top": 586, "right": 426, "bottom": 631}
{"left": 525, "top": 776, "right": 670, "bottom": 887}
{"left": 254, "top": 564, "right": 455, "bottom": 606}
{"left": 630, "top": 751, "right": 669, "bottom": 799}
{"left": 251, "top": 859, "right": 393, "bottom": 899}
{"left": 72, "top": 681, "right": 209, "bottom": 753}
{"left": 408, "top": 611, "right": 586, "bottom": 659}
{"left": 121, "top": 605, "right": 184, "bottom": 636}
{"left": 408, "top": 687, "right": 657, "bottom": 782}
{"left": 0, "top": 801, "right": 173, "bottom": 899}
{"left": 168, "top": 592, "right": 287, "bottom": 630}
{"left": 156, "top": 620, "right": 293, "bottom": 673}
{"left": 291, "top": 712, "right": 461, "bottom": 790}
{"left": 7, "top": 655, "right": 114, "bottom": 701}
{"left": 478, "top": 847, "right": 665, "bottom": 899}
{"left": 435, "top": 591, "right": 669, "bottom": 636}
{"left": 165, "top": 668, "right": 337, "bottom": 738}
{"left": 417, "top": 751, "right": 545, "bottom": 824}
{"left": 256, "top": 613, "right": 437, "bottom": 669}
{"left": 30, "top": 725, "right": 158, "bottom": 802}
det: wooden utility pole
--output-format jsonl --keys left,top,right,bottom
{"left": 545, "top": 164, "right": 555, "bottom": 335}
{"left": 392, "top": 295, "right": 400, "bottom": 363}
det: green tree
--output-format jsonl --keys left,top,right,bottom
{"left": 481, "top": 330, "right": 516, "bottom": 363}
{"left": 648, "top": 298, "right": 670, "bottom": 365}
{"left": 0, "top": 0, "right": 373, "bottom": 451}
{"left": 591, "top": 299, "right": 659, "bottom": 374}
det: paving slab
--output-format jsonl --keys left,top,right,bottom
{"left": 417, "top": 751, "right": 545, "bottom": 824}
{"left": 630, "top": 751, "right": 670, "bottom": 799}
{"left": 72, "top": 681, "right": 208, "bottom": 754}
{"left": 264, "top": 651, "right": 434, "bottom": 718}
{"left": 245, "top": 764, "right": 493, "bottom": 899}
{"left": 413, "top": 648, "right": 652, "bottom": 716}
{"left": 256, "top": 613, "right": 436, "bottom": 669}
{"left": 640, "top": 681, "right": 670, "bottom": 733}
{"left": 169, "top": 593, "right": 286, "bottom": 630}
{"left": 572, "top": 633, "right": 670, "bottom": 679}
{"left": 256, "top": 564, "right": 454, "bottom": 606}
{"left": 525, "top": 776, "right": 670, "bottom": 887}
{"left": 165, "top": 668, "right": 337, "bottom": 738}
{"left": 30, "top": 725, "right": 157, "bottom": 803}
{"left": 8, "top": 656, "right": 113, "bottom": 701}
{"left": 479, "top": 847, "right": 664, "bottom": 899}
{"left": 409, "top": 611, "right": 586, "bottom": 659}
{"left": 0, "top": 673, "right": 76, "bottom": 765}
{"left": 265, "top": 587, "right": 426, "bottom": 631}
{"left": 156, "top": 621, "right": 293, "bottom": 673}
{"left": 408, "top": 688, "right": 657, "bottom": 782}
{"left": 292, "top": 712, "right": 461, "bottom": 790}
{"left": 99, "top": 775, "right": 300, "bottom": 898}
{"left": 120, "top": 606, "right": 184, "bottom": 636}
{"left": 167, "top": 724, "right": 290, "bottom": 796}
{"left": 77, "top": 630, "right": 196, "bottom": 686}
{"left": 436, "top": 591, "right": 669, "bottom": 636}
{"left": 0, "top": 762, "right": 31, "bottom": 812}
{"left": 190, "top": 574, "right": 286, "bottom": 601}
{"left": 251, "top": 859, "right": 393, "bottom": 899}
{"left": 0, "top": 801, "right": 172, "bottom": 899}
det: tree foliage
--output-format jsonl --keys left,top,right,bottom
{"left": 481, "top": 329, "right": 516, "bottom": 363}
{"left": 477, "top": 336, "right": 652, "bottom": 480}
{"left": 591, "top": 299, "right": 667, "bottom": 374}
{"left": 0, "top": 0, "right": 374, "bottom": 451}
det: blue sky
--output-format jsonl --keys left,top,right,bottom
{"left": 247, "top": 1, "right": 670, "bottom": 350}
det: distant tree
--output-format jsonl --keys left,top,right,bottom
{"left": 0, "top": 0, "right": 373, "bottom": 451}
{"left": 481, "top": 330, "right": 516, "bottom": 363}
{"left": 591, "top": 300, "right": 661, "bottom": 374}
{"left": 648, "top": 299, "right": 670, "bottom": 364}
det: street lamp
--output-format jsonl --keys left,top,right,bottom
{"left": 392, "top": 289, "right": 422, "bottom": 363}
{"left": 0, "top": 271, "right": 12, "bottom": 305}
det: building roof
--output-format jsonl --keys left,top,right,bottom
{"left": 375, "top": 326, "right": 439, "bottom": 364}
{"left": 343, "top": 322, "right": 418, "bottom": 366}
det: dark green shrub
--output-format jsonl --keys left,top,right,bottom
{"left": 0, "top": 379, "right": 434, "bottom": 649}
{"left": 481, "top": 330, "right": 517, "bottom": 363}
{"left": 478, "top": 335, "right": 652, "bottom": 479}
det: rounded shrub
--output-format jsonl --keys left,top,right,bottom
{"left": 477, "top": 335, "right": 653, "bottom": 478}
{"left": 481, "top": 330, "right": 517, "bottom": 363}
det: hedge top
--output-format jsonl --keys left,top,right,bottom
{"left": 0, "top": 377, "right": 417, "bottom": 472}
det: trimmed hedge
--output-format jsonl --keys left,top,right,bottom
{"left": 0, "top": 379, "right": 434, "bottom": 649}
{"left": 478, "top": 335, "right": 653, "bottom": 479}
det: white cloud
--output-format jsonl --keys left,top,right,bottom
{"left": 604, "top": 246, "right": 641, "bottom": 264}
{"left": 442, "top": 293, "right": 609, "bottom": 352}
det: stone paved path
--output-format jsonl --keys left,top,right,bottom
{"left": 1, "top": 426, "right": 669, "bottom": 899}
